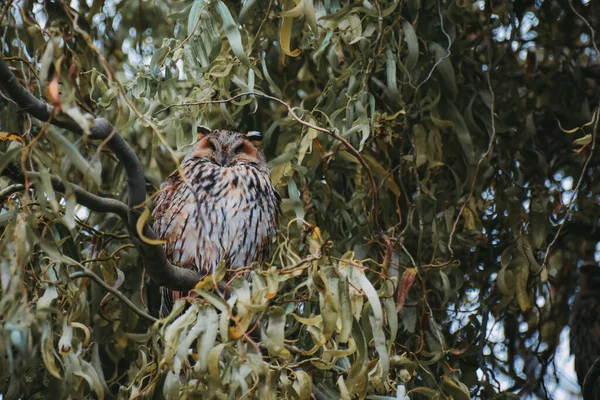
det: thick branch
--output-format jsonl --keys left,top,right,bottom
{"left": 0, "top": 56, "right": 82, "bottom": 133}
{"left": 3, "top": 163, "right": 128, "bottom": 219}
{"left": 88, "top": 118, "right": 146, "bottom": 227}
{"left": 0, "top": 54, "right": 201, "bottom": 291}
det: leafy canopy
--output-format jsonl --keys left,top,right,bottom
{"left": 1, "top": 0, "right": 600, "bottom": 399}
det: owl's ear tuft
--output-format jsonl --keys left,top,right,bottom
{"left": 246, "top": 131, "right": 262, "bottom": 146}
{"left": 197, "top": 125, "right": 212, "bottom": 140}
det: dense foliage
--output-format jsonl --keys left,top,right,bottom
{"left": 1, "top": 0, "right": 600, "bottom": 398}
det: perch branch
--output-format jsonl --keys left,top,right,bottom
{"left": 0, "top": 54, "right": 202, "bottom": 291}
{"left": 69, "top": 270, "right": 157, "bottom": 323}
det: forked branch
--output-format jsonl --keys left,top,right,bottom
{"left": 0, "top": 54, "right": 201, "bottom": 292}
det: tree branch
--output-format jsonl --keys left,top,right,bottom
{"left": 2, "top": 163, "right": 128, "bottom": 219}
{"left": 0, "top": 54, "right": 202, "bottom": 291}
{"left": 0, "top": 55, "right": 82, "bottom": 134}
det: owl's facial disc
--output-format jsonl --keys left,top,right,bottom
{"left": 193, "top": 129, "right": 264, "bottom": 168}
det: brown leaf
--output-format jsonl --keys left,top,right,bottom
{"left": 396, "top": 268, "right": 418, "bottom": 312}
{"left": 47, "top": 77, "right": 62, "bottom": 111}
{"left": 0, "top": 132, "right": 25, "bottom": 144}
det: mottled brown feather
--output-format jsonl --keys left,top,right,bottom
{"left": 152, "top": 129, "right": 280, "bottom": 317}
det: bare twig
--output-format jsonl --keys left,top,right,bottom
{"left": 569, "top": 0, "right": 599, "bottom": 56}
{"left": 69, "top": 270, "right": 157, "bottom": 323}
{"left": 540, "top": 106, "right": 598, "bottom": 272}
{"left": 537, "top": 0, "right": 600, "bottom": 272}
{"left": 0, "top": 0, "right": 14, "bottom": 26}
{"left": 250, "top": 0, "right": 274, "bottom": 49}
{"left": 414, "top": 0, "right": 452, "bottom": 91}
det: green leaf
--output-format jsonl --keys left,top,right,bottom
{"left": 215, "top": 1, "right": 252, "bottom": 68}
{"left": 47, "top": 130, "right": 101, "bottom": 188}
{"left": 239, "top": 0, "right": 258, "bottom": 24}
{"left": 430, "top": 42, "right": 457, "bottom": 100}
{"left": 402, "top": 20, "right": 419, "bottom": 71}
{"left": 188, "top": 0, "right": 208, "bottom": 35}
{"left": 0, "top": 147, "right": 22, "bottom": 174}
{"left": 150, "top": 46, "right": 171, "bottom": 79}
{"left": 262, "top": 306, "right": 291, "bottom": 359}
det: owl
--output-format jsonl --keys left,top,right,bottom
{"left": 152, "top": 127, "right": 281, "bottom": 317}
{"left": 570, "top": 264, "right": 600, "bottom": 398}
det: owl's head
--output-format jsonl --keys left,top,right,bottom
{"left": 192, "top": 126, "right": 266, "bottom": 169}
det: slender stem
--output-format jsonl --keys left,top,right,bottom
{"left": 583, "top": 357, "right": 600, "bottom": 400}
{"left": 69, "top": 270, "right": 157, "bottom": 323}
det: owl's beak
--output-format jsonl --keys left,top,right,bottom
{"left": 220, "top": 153, "right": 228, "bottom": 166}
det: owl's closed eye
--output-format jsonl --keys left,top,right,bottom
{"left": 193, "top": 126, "right": 264, "bottom": 168}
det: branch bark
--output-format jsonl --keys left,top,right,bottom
{"left": 3, "top": 163, "right": 128, "bottom": 219}
{"left": 0, "top": 54, "right": 201, "bottom": 291}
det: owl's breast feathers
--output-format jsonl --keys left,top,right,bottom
{"left": 152, "top": 158, "right": 280, "bottom": 276}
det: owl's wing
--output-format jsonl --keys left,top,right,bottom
{"left": 153, "top": 172, "right": 204, "bottom": 318}
{"left": 152, "top": 172, "right": 202, "bottom": 270}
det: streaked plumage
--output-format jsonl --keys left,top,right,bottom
{"left": 152, "top": 128, "right": 280, "bottom": 316}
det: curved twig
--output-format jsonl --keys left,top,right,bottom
{"left": 0, "top": 183, "right": 24, "bottom": 203}
{"left": 69, "top": 270, "right": 157, "bottom": 323}
{"left": 447, "top": 47, "right": 497, "bottom": 259}
{"left": 540, "top": 105, "right": 598, "bottom": 272}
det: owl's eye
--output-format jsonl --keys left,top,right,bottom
{"left": 200, "top": 137, "right": 218, "bottom": 152}
{"left": 233, "top": 142, "right": 248, "bottom": 154}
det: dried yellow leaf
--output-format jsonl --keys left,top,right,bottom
{"left": 280, "top": 0, "right": 302, "bottom": 57}
{"left": 0, "top": 131, "right": 25, "bottom": 144}
{"left": 136, "top": 208, "right": 166, "bottom": 245}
